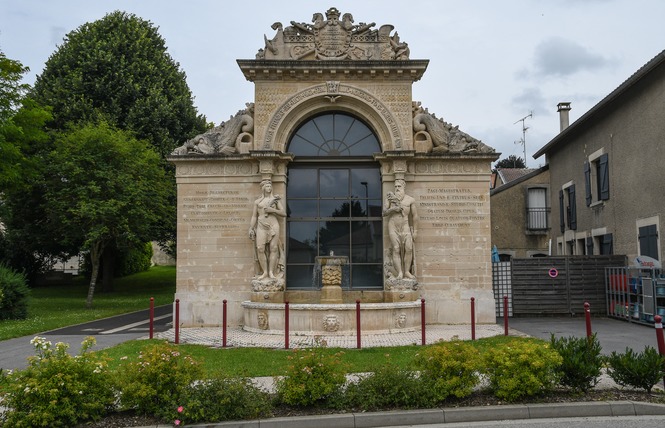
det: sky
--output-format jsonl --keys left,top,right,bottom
{"left": 1, "top": 0, "right": 664, "bottom": 166}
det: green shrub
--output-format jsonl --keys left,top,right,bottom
{"left": 175, "top": 377, "right": 272, "bottom": 424}
{"left": 483, "top": 339, "right": 562, "bottom": 402}
{"left": 550, "top": 334, "right": 604, "bottom": 392}
{"left": 116, "top": 341, "right": 203, "bottom": 419}
{"left": 0, "top": 336, "right": 115, "bottom": 427}
{"left": 116, "top": 242, "right": 153, "bottom": 276}
{"left": 342, "top": 355, "right": 433, "bottom": 410}
{"left": 275, "top": 347, "right": 347, "bottom": 407}
{"left": 606, "top": 346, "right": 665, "bottom": 392}
{"left": 0, "top": 263, "right": 30, "bottom": 320}
{"left": 80, "top": 242, "right": 154, "bottom": 278}
{"left": 415, "top": 340, "right": 482, "bottom": 401}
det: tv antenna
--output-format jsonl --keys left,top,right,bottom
{"left": 514, "top": 111, "right": 533, "bottom": 167}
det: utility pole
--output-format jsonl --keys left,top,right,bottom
{"left": 514, "top": 111, "right": 533, "bottom": 167}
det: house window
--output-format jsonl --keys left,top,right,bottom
{"left": 584, "top": 152, "right": 609, "bottom": 206}
{"left": 638, "top": 224, "right": 659, "bottom": 260}
{"left": 526, "top": 187, "right": 548, "bottom": 230}
{"left": 559, "top": 184, "right": 577, "bottom": 233}
{"left": 586, "top": 237, "right": 594, "bottom": 255}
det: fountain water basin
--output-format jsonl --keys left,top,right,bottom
{"left": 242, "top": 251, "right": 421, "bottom": 335}
{"left": 242, "top": 300, "right": 421, "bottom": 335}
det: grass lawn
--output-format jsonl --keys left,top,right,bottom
{"left": 99, "top": 335, "right": 539, "bottom": 378}
{"left": 0, "top": 266, "right": 176, "bottom": 341}
{"left": 2, "top": 265, "right": 546, "bottom": 377}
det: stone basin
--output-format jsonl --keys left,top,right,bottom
{"left": 242, "top": 300, "right": 421, "bottom": 335}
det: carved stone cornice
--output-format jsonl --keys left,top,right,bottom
{"left": 237, "top": 59, "right": 429, "bottom": 82}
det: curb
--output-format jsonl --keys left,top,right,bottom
{"left": 138, "top": 400, "right": 665, "bottom": 427}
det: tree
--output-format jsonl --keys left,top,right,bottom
{"left": 0, "top": 52, "right": 51, "bottom": 190}
{"left": 0, "top": 51, "right": 54, "bottom": 279}
{"left": 23, "top": 11, "right": 207, "bottom": 283}
{"left": 494, "top": 155, "right": 526, "bottom": 170}
{"left": 31, "top": 11, "right": 207, "bottom": 158}
{"left": 44, "top": 122, "right": 171, "bottom": 307}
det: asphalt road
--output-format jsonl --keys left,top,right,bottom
{"left": 507, "top": 315, "right": 662, "bottom": 355}
{"left": 0, "top": 305, "right": 172, "bottom": 370}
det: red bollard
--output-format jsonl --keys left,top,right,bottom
{"left": 284, "top": 301, "right": 290, "bottom": 350}
{"left": 222, "top": 299, "right": 227, "bottom": 348}
{"left": 149, "top": 297, "right": 154, "bottom": 339}
{"left": 421, "top": 298, "right": 426, "bottom": 346}
{"left": 471, "top": 297, "right": 476, "bottom": 341}
{"left": 356, "top": 299, "right": 362, "bottom": 349}
{"left": 175, "top": 299, "right": 180, "bottom": 345}
{"left": 503, "top": 295, "right": 509, "bottom": 336}
{"left": 655, "top": 315, "right": 665, "bottom": 388}
{"left": 584, "top": 302, "right": 593, "bottom": 339}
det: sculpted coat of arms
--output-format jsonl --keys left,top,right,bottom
{"left": 257, "top": 7, "right": 407, "bottom": 61}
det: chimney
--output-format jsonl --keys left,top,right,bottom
{"left": 557, "top": 102, "right": 571, "bottom": 132}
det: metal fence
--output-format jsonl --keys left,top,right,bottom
{"left": 492, "top": 255, "right": 626, "bottom": 317}
{"left": 492, "top": 261, "right": 512, "bottom": 316}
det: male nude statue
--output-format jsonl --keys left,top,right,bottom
{"left": 383, "top": 179, "right": 418, "bottom": 279}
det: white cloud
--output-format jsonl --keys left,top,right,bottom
{"left": 532, "top": 37, "right": 614, "bottom": 77}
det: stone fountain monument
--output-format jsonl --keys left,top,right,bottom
{"left": 168, "top": 7, "right": 499, "bottom": 335}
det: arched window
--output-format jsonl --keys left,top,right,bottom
{"left": 286, "top": 112, "right": 383, "bottom": 289}
{"left": 287, "top": 112, "right": 380, "bottom": 157}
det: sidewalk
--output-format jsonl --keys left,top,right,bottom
{"left": 154, "top": 323, "right": 509, "bottom": 348}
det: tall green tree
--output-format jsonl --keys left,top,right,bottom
{"left": 44, "top": 122, "right": 171, "bottom": 307}
{"left": 0, "top": 52, "right": 50, "bottom": 189}
{"left": 31, "top": 10, "right": 207, "bottom": 158}
{"left": 0, "top": 51, "right": 53, "bottom": 278}
{"left": 18, "top": 11, "right": 207, "bottom": 283}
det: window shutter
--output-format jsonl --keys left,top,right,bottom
{"left": 639, "top": 224, "right": 659, "bottom": 260}
{"left": 568, "top": 185, "right": 577, "bottom": 230}
{"left": 603, "top": 233, "right": 613, "bottom": 255}
{"left": 559, "top": 189, "right": 565, "bottom": 233}
{"left": 584, "top": 161, "right": 592, "bottom": 206}
{"left": 599, "top": 153, "right": 610, "bottom": 200}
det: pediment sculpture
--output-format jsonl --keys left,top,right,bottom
{"left": 171, "top": 103, "right": 254, "bottom": 156}
{"left": 412, "top": 102, "right": 495, "bottom": 154}
{"left": 256, "top": 7, "right": 409, "bottom": 61}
